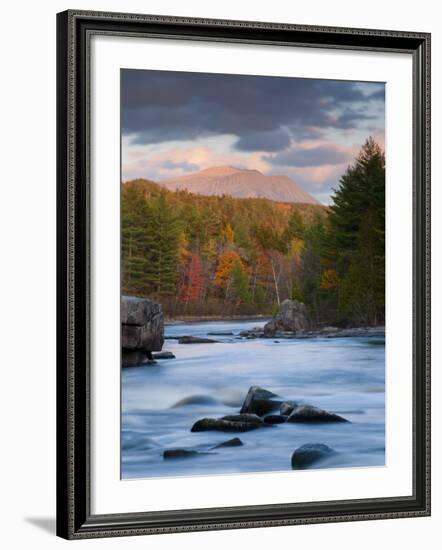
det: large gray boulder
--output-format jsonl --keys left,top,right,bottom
{"left": 264, "top": 299, "right": 310, "bottom": 336}
{"left": 121, "top": 296, "right": 164, "bottom": 366}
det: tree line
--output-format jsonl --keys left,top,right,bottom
{"left": 122, "top": 138, "right": 385, "bottom": 326}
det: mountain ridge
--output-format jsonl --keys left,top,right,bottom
{"left": 157, "top": 165, "right": 320, "bottom": 205}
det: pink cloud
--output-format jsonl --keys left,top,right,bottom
{"left": 122, "top": 144, "right": 269, "bottom": 182}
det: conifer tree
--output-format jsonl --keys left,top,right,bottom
{"left": 121, "top": 185, "right": 156, "bottom": 296}
{"left": 326, "top": 137, "right": 385, "bottom": 325}
{"left": 285, "top": 210, "right": 305, "bottom": 240}
{"left": 230, "top": 260, "right": 250, "bottom": 305}
{"left": 150, "top": 194, "right": 181, "bottom": 298}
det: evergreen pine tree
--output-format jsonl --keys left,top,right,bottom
{"left": 121, "top": 185, "right": 157, "bottom": 296}
{"left": 326, "top": 137, "right": 385, "bottom": 325}
{"left": 150, "top": 194, "right": 181, "bottom": 298}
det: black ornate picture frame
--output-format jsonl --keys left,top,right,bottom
{"left": 56, "top": 9, "right": 431, "bottom": 540}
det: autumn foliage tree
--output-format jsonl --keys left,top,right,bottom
{"left": 121, "top": 138, "right": 384, "bottom": 325}
{"left": 179, "top": 253, "right": 205, "bottom": 305}
{"left": 214, "top": 250, "right": 244, "bottom": 289}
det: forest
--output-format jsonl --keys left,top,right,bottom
{"left": 122, "top": 138, "right": 385, "bottom": 326}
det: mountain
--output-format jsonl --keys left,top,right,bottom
{"left": 158, "top": 166, "right": 320, "bottom": 205}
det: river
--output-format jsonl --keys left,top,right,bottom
{"left": 121, "top": 319, "right": 385, "bottom": 479}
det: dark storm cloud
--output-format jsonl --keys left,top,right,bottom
{"left": 235, "top": 129, "right": 291, "bottom": 152}
{"left": 266, "top": 144, "right": 354, "bottom": 167}
{"left": 367, "top": 87, "right": 385, "bottom": 100}
{"left": 335, "top": 109, "right": 377, "bottom": 129}
{"left": 122, "top": 69, "right": 384, "bottom": 152}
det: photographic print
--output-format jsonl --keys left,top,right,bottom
{"left": 57, "top": 12, "right": 430, "bottom": 537}
{"left": 120, "top": 69, "right": 386, "bottom": 480}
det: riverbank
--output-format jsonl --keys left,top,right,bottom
{"left": 164, "top": 320, "right": 385, "bottom": 341}
{"left": 238, "top": 325, "right": 385, "bottom": 340}
{"left": 165, "top": 315, "right": 385, "bottom": 336}
{"left": 165, "top": 314, "right": 272, "bottom": 325}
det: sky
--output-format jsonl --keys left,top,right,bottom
{"left": 121, "top": 69, "right": 385, "bottom": 204}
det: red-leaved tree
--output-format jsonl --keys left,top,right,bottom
{"left": 178, "top": 253, "right": 205, "bottom": 304}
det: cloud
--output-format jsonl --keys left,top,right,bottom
{"left": 268, "top": 164, "right": 350, "bottom": 205}
{"left": 334, "top": 109, "right": 376, "bottom": 129}
{"left": 235, "top": 129, "right": 291, "bottom": 152}
{"left": 161, "top": 160, "right": 200, "bottom": 172}
{"left": 122, "top": 69, "right": 385, "bottom": 153}
{"left": 122, "top": 141, "right": 270, "bottom": 182}
{"left": 121, "top": 70, "right": 385, "bottom": 203}
{"left": 265, "top": 143, "right": 355, "bottom": 167}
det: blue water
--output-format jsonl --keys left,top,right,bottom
{"left": 121, "top": 320, "right": 385, "bottom": 479}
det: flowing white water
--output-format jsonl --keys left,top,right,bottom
{"left": 122, "top": 320, "right": 385, "bottom": 479}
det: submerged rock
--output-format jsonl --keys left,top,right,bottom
{"left": 171, "top": 395, "right": 220, "bottom": 408}
{"left": 191, "top": 415, "right": 263, "bottom": 433}
{"left": 240, "top": 386, "right": 282, "bottom": 416}
{"left": 212, "top": 437, "right": 244, "bottom": 449}
{"left": 264, "top": 299, "right": 310, "bottom": 336}
{"left": 207, "top": 331, "right": 234, "bottom": 336}
{"left": 239, "top": 327, "right": 264, "bottom": 338}
{"left": 291, "top": 443, "right": 336, "bottom": 468}
{"left": 287, "top": 405, "right": 349, "bottom": 423}
{"left": 178, "top": 336, "right": 218, "bottom": 344}
{"left": 153, "top": 351, "right": 176, "bottom": 360}
{"left": 163, "top": 449, "right": 213, "bottom": 460}
{"left": 264, "top": 414, "right": 288, "bottom": 425}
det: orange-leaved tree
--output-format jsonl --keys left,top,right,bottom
{"left": 214, "top": 250, "right": 244, "bottom": 289}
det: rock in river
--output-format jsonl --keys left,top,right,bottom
{"left": 122, "top": 349, "right": 158, "bottom": 368}
{"left": 264, "top": 299, "right": 310, "bottom": 336}
{"left": 153, "top": 351, "right": 176, "bottom": 360}
{"left": 212, "top": 437, "right": 244, "bottom": 449}
{"left": 280, "top": 401, "right": 298, "bottom": 416}
{"left": 287, "top": 405, "right": 349, "bottom": 423}
{"left": 222, "top": 414, "right": 264, "bottom": 426}
{"left": 264, "top": 414, "right": 288, "bottom": 425}
{"left": 191, "top": 414, "right": 264, "bottom": 433}
{"left": 121, "top": 295, "right": 164, "bottom": 367}
{"left": 171, "top": 395, "right": 220, "bottom": 408}
{"left": 239, "top": 327, "right": 264, "bottom": 338}
{"left": 178, "top": 336, "right": 218, "bottom": 344}
{"left": 163, "top": 449, "right": 213, "bottom": 460}
{"left": 291, "top": 443, "right": 336, "bottom": 469}
{"left": 240, "top": 386, "right": 282, "bottom": 416}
